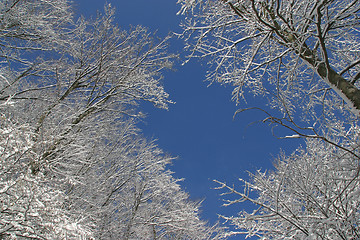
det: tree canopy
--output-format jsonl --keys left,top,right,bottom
{"left": 0, "top": 1, "right": 224, "bottom": 239}
{"left": 179, "top": 0, "right": 360, "bottom": 238}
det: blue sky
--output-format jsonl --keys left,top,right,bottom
{"left": 76, "top": 0, "right": 302, "bottom": 234}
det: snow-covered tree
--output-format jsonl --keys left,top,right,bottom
{"left": 64, "top": 117, "right": 224, "bottom": 239}
{"left": 0, "top": 104, "right": 92, "bottom": 239}
{"left": 0, "top": 1, "right": 224, "bottom": 239}
{"left": 178, "top": 0, "right": 360, "bottom": 134}
{"left": 178, "top": 0, "right": 360, "bottom": 238}
{"left": 215, "top": 132, "right": 360, "bottom": 239}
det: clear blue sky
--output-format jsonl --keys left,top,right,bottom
{"left": 75, "top": 0, "right": 302, "bottom": 235}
